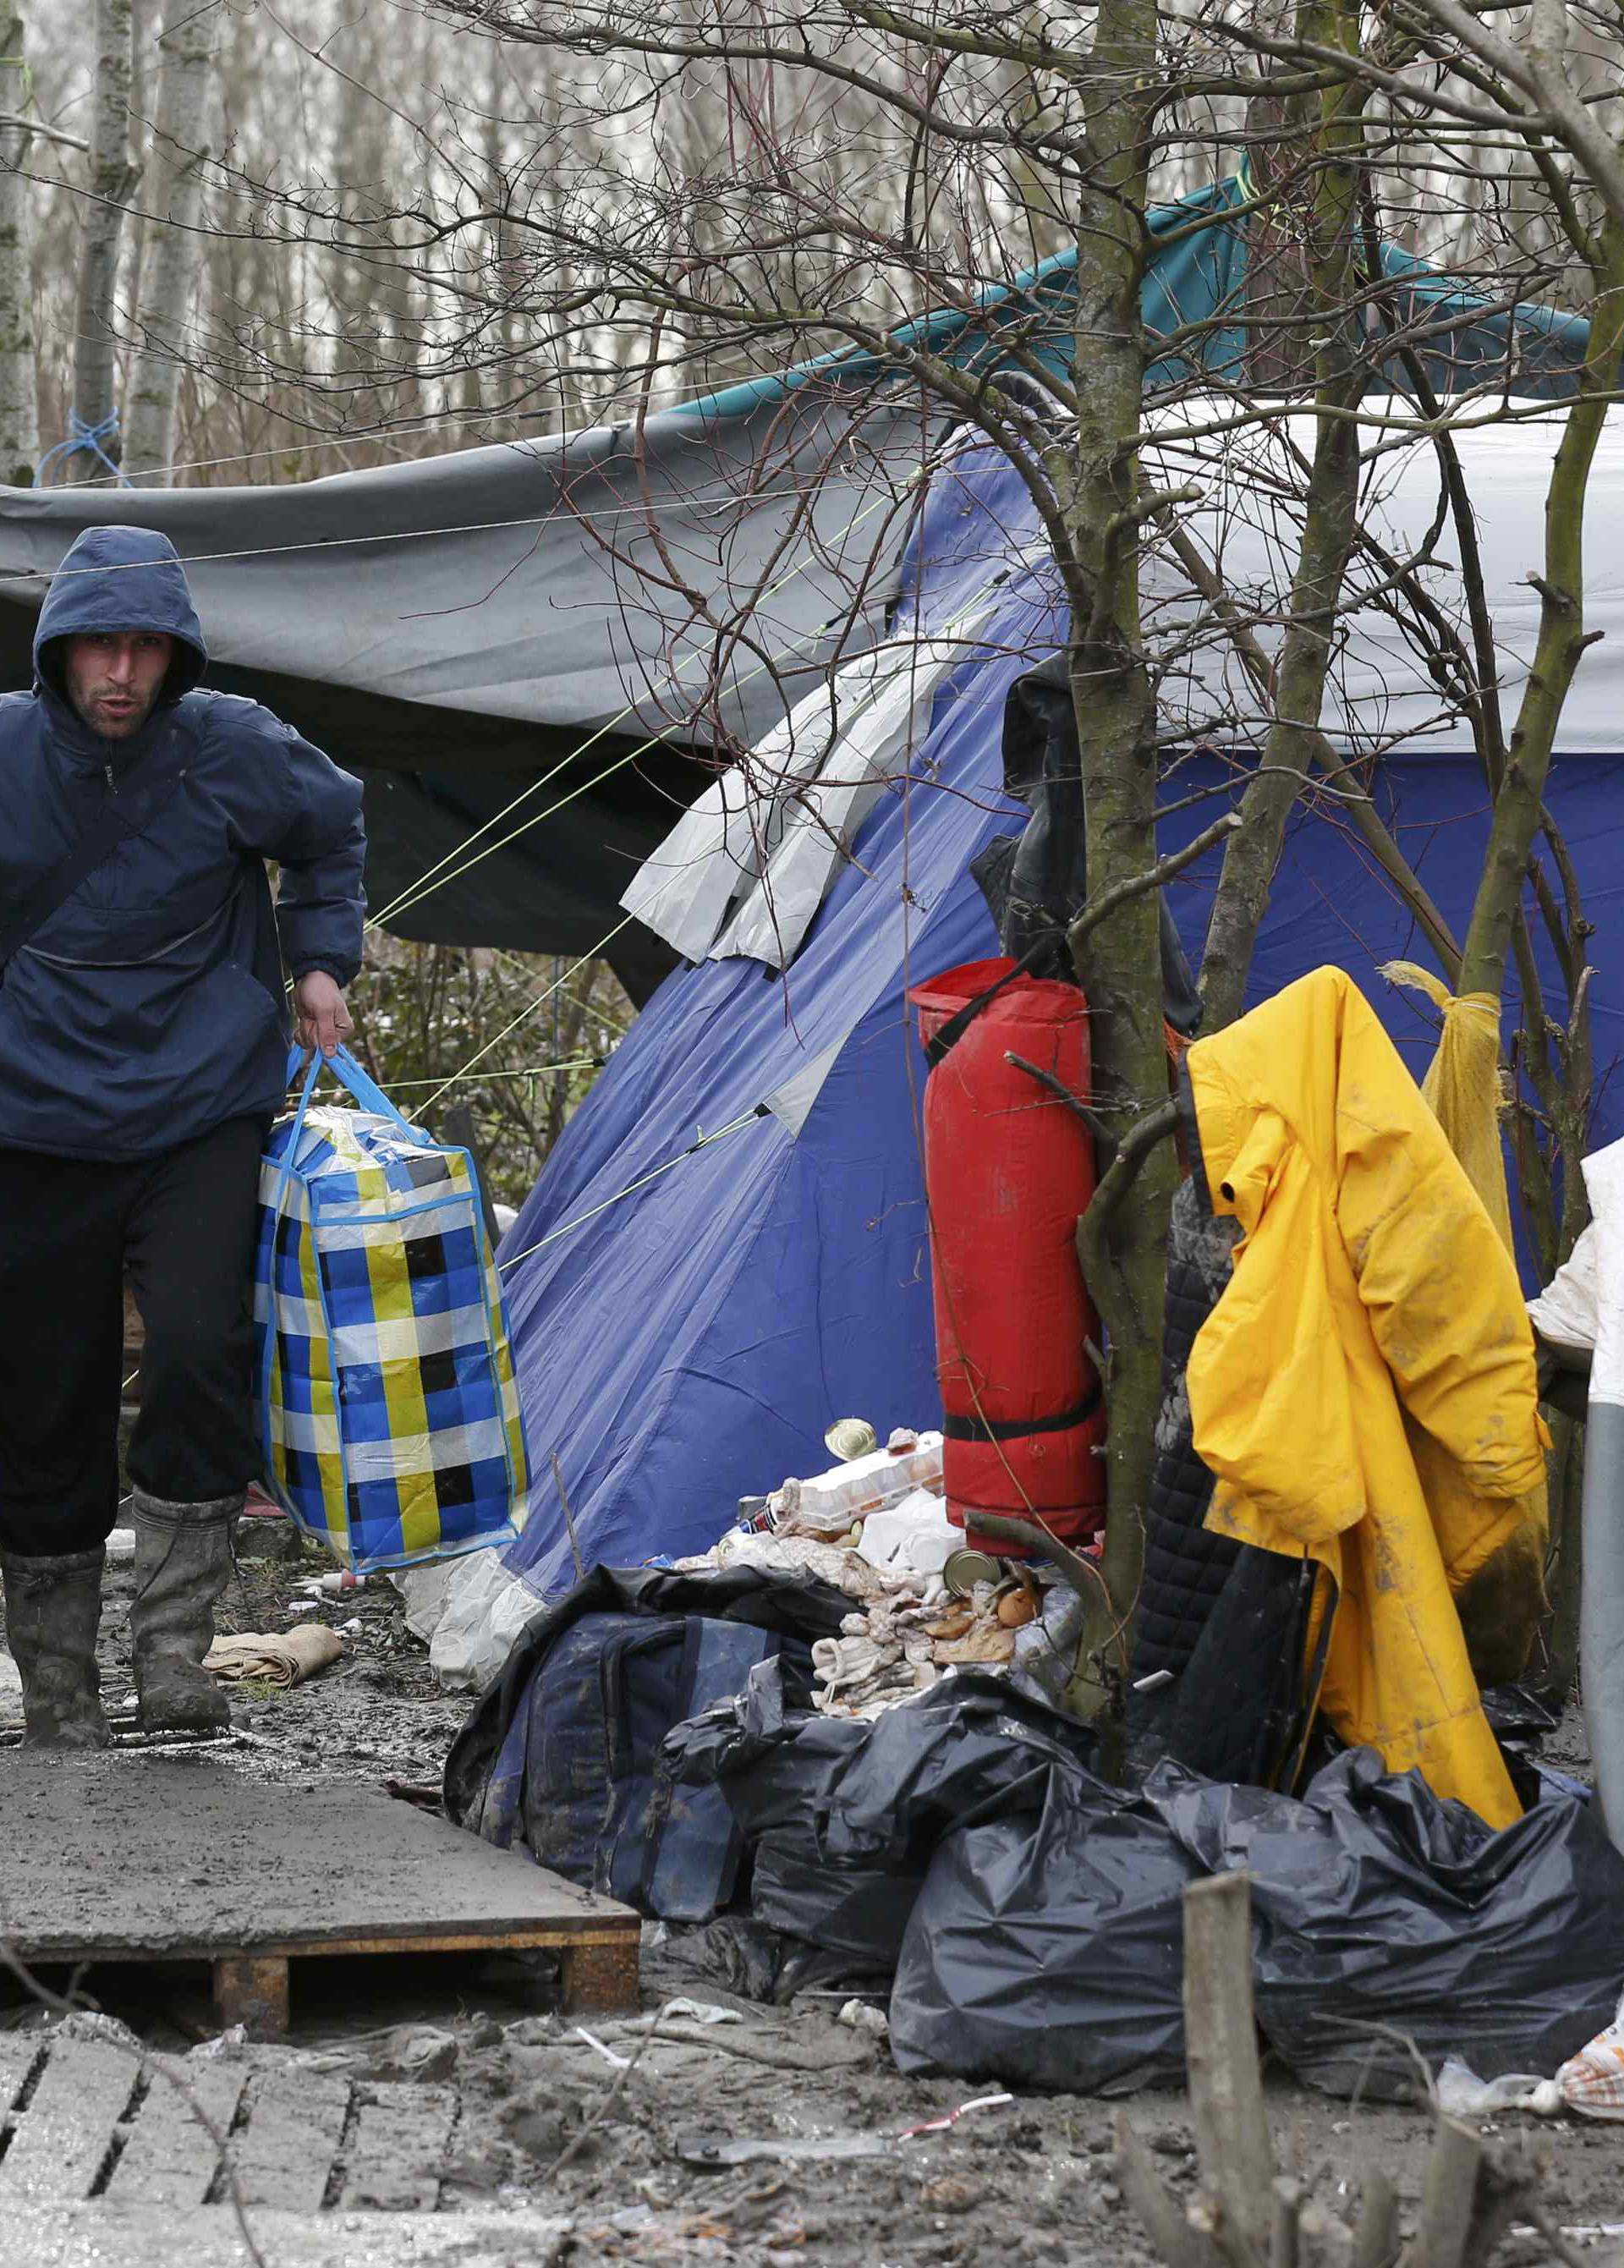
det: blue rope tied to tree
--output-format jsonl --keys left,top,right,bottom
{"left": 35, "top": 409, "right": 130, "bottom": 489}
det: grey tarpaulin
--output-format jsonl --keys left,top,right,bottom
{"left": 0, "top": 387, "right": 926, "bottom": 989}
{"left": 4, "top": 178, "right": 1585, "bottom": 985}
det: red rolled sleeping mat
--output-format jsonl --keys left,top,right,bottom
{"left": 908, "top": 955, "right": 1106, "bottom": 1555}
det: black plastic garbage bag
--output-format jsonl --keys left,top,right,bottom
{"left": 664, "top": 1658, "right": 869, "bottom": 1835}
{"left": 810, "top": 1672, "right": 1098, "bottom": 1864}
{"left": 650, "top": 1914, "right": 890, "bottom": 2007}
{"left": 749, "top": 1837, "right": 915, "bottom": 1967}
{"left": 888, "top": 1762, "right": 1196, "bottom": 2093}
{"left": 665, "top": 1669, "right": 1100, "bottom": 1970}
{"left": 889, "top": 1739, "right": 1624, "bottom": 2100}
{"left": 664, "top": 1664, "right": 908, "bottom": 1966}
{"left": 1149, "top": 1747, "right": 1624, "bottom": 2098}
{"left": 667, "top": 1665, "right": 1095, "bottom": 1844}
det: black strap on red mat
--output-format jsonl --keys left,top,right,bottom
{"left": 941, "top": 1378, "right": 1104, "bottom": 1443}
{"left": 923, "top": 928, "right": 1073, "bottom": 1070}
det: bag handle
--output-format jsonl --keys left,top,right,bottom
{"left": 258, "top": 1050, "right": 324, "bottom": 1518}
{"left": 283, "top": 1042, "right": 419, "bottom": 1138}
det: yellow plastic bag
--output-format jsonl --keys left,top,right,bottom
{"left": 1382, "top": 962, "right": 1549, "bottom": 1679}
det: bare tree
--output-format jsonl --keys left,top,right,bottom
{"left": 124, "top": 0, "right": 221, "bottom": 481}
{"left": 0, "top": 5, "right": 37, "bottom": 485}
{"left": 61, "top": 0, "right": 137, "bottom": 482}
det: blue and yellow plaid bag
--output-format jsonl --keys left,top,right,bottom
{"left": 253, "top": 1046, "right": 529, "bottom": 1573}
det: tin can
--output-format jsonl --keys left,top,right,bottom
{"left": 825, "top": 1417, "right": 879, "bottom": 1462}
{"left": 943, "top": 1546, "right": 1004, "bottom": 1597}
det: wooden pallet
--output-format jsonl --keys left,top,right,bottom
{"left": 0, "top": 1754, "right": 639, "bottom": 2037}
{"left": 0, "top": 2032, "right": 466, "bottom": 2211}
{"left": 0, "top": 1710, "right": 233, "bottom": 1751}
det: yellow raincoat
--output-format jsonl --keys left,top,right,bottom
{"left": 1186, "top": 967, "right": 1547, "bottom": 1830}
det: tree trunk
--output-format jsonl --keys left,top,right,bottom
{"left": 1240, "top": 0, "right": 1312, "bottom": 398}
{"left": 1060, "top": 0, "right": 1170, "bottom": 1724}
{"left": 0, "top": 6, "right": 36, "bottom": 486}
{"left": 68, "top": 0, "right": 136, "bottom": 484}
{"left": 124, "top": 0, "right": 220, "bottom": 484}
{"left": 327, "top": 14, "right": 421, "bottom": 431}
{"left": 1455, "top": 226, "right": 1624, "bottom": 1000}
{"left": 1198, "top": 0, "right": 1369, "bottom": 1033}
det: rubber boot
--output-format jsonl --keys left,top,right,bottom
{"left": 0, "top": 1548, "right": 112, "bottom": 1750}
{"left": 129, "top": 1490, "right": 241, "bottom": 1731}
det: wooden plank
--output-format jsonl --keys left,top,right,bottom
{"left": 0, "top": 2035, "right": 42, "bottom": 2120}
{"left": 1270, "top": 2177, "right": 1303, "bottom": 2268}
{"left": 229, "top": 2068, "right": 351, "bottom": 2214}
{"left": 1407, "top": 2115, "right": 1484, "bottom": 2268}
{"left": 103, "top": 2061, "right": 247, "bottom": 2209}
{"left": 1352, "top": 2171, "right": 1399, "bottom": 2268}
{"left": 0, "top": 2199, "right": 578, "bottom": 2263}
{"left": 337, "top": 2084, "right": 457, "bottom": 2212}
{"left": 0, "top": 1756, "right": 638, "bottom": 1960}
{"left": 214, "top": 1955, "right": 289, "bottom": 2039}
{"left": 249, "top": 1925, "right": 634, "bottom": 1960}
{"left": 0, "top": 2039, "right": 139, "bottom": 2199}
{"left": 560, "top": 1934, "right": 640, "bottom": 2017}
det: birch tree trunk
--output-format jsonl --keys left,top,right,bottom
{"left": 124, "top": 0, "right": 220, "bottom": 484}
{"left": 68, "top": 0, "right": 137, "bottom": 483}
{"left": 0, "top": 6, "right": 36, "bottom": 486}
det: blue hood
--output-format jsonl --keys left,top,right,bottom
{"left": 33, "top": 524, "right": 207, "bottom": 706}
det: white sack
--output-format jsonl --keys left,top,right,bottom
{"left": 1528, "top": 1222, "right": 1600, "bottom": 1357}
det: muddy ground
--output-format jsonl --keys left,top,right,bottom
{"left": 0, "top": 1522, "right": 1617, "bottom": 2267}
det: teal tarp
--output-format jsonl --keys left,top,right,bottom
{"left": 681, "top": 176, "right": 1592, "bottom": 420}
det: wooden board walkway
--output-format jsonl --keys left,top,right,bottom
{"left": 0, "top": 2199, "right": 573, "bottom": 2267}
{"left": 0, "top": 2034, "right": 464, "bottom": 2213}
{"left": 0, "top": 1753, "right": 639, "bottom": 2035}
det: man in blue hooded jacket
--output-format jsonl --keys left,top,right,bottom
{"left": 0, "top": 524, "right": 366, "bottom": 1748}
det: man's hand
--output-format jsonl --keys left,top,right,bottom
{"left": 294, "top": 971, "right": 354, "bottom": 1060}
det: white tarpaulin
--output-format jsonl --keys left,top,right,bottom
{"left": 1573, "top": 1139, "right": 1624, "bottom": 1847}
{"left": 1140, "top": 398, "right": 1624, "bottom": 756}
{"left": 623, "top": 602, "right": 999, "bottom": 967}
{"left": 1529, "top": 1223, "right": 1600, "bottom": 1355}
{"left": 623, "top": 403, "right": 1624, "bottom": 974}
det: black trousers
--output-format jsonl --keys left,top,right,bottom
{"left": 0, "top": 1116, "right": 266, "bottom": 1557}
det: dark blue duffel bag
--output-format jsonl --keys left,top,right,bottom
{"left": 442, "top": 1565, "right": 848, "bottom": 1922}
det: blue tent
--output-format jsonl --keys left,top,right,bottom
{"left": 498, "top": 433, "right": 1624, "bottom": 1595}
{"left": 493, "top": 180, "right": 1618, "bottom": 1595}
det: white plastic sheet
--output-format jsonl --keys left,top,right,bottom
{"left": 1138, "top": 397, "right": 1624, "bottom": 757}
{"left": 1578, "top": 1139, "right": 1624, "bottom": 1843}
{"left": 622, "top": 609, "right": 996, "bottom": 969}
{"left": 856, "top": 1486, "right": 957, "bottom": 1576}
{"left": 1529, "top": 1221, "right": 1600, "bottom": 1355}
{"left": 392, "top": 1545, "right": 541, "bottom": 1690}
